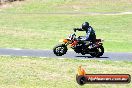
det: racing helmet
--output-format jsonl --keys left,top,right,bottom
{"left": 82, "top": 22, "right": 89, "bottom": 30}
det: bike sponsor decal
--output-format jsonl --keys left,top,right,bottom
{"left": 76, "top": 66, "right": 131, "bottom": 85}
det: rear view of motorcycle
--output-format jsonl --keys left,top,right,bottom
{"left": 53, "top": 31, "right": 104, "bottom": 57}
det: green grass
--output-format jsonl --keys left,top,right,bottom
{"left": 0, "top": 0, "right": 132, "bottom": 52}
{"left": 0, "top": 56, "right": 131, "bottom": 88}
{"left": 1, "top": 0, "right": 132, "bottom": 13}
{"left": 0, "top": 13, "right": 132, "bottom": 52}
{"left": 0, "top": 1, "right": 131, "bottom": 88}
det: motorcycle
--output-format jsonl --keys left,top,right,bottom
{"left": 53, "top": 33, "right": 104, "bottom": 57}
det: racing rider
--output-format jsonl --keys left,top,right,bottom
{"left": 73, "top": 22, "right": 96, "bottom": 48}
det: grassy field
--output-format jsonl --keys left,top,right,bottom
{"left": 1, "top": 0, "right": 132, "bottom": 13}
{"left": 0, "top": 0, "right": 132, "bottom": 52}
{"left": 0, "top": 13, "right": 132, "bottom": 52}
{"left": 0, "top": 1, "right": 131, "bottom": 88}
{"left": 0, "top": 56, "right": 131, "bottom": 88}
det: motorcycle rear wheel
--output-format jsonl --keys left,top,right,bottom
{"left": 90, "top": 45, "right": 104, "bottom": 57}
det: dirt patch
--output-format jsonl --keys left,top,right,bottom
{"left": 0, "top": 3, "right": 12, "bottom": 9}
{"left": 0, "top": 0, "right": 24, "bottom": 9}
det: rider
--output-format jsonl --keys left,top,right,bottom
{"left": 73, "top": 22, "right": 96, "bottom": 48}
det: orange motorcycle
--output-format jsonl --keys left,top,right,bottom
{"left": 53, "top": 33, "right": 104, "bottom": 57}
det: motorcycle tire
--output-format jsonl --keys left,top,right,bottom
{"left": 96, "top": 45, "right": 104, "bottom": 57}
{"left": 53, "top": 44, "right": 67, "bottom": 56}
{"left": 90, "top": 45, "right": 104, "bottom": 57}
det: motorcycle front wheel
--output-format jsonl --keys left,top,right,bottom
{"left": 53, "top": 44, "right": 67, "bottom": 56}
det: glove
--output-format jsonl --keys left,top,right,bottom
{"left": 73, "top": 28, "right": 77, "bottom": 32}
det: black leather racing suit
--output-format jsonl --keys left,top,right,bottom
{"left": 74, "top": 26, "right": 96, "bottom": 43}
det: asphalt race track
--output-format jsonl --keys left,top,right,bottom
{"left": 0, "top": 48, "right": 132, "bottom": 61}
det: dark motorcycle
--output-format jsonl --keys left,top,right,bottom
{"left": 53, "top": 33, "right": 104, "bottom": 57}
